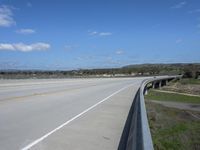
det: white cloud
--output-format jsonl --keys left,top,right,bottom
{"left": 88, "top": 30, "right": 112, "bottom": 36}
{"left": 0, "top": 42, "right": 50, "bottom": 52}
{"left": 0, "top": 43, "right": 15, "bottom": 50}
{"left": 116, "top": 50, "right": 124, "bottom": 55}
{"left": 89, "top": 31, "right": 98, "bottom": 35}
{"left": 99, "top": 32, "right": 112, "bottom": 36}
{"left": 0, "top": 5, "right": 15, "bottom": 27}
{"left": 171, "top": 1, "right": 186, "bottom": 9}
{"left": 16, "top": 29, "right": 36, "bottom": 34}
{"left": 188, "top": 9, "right": 200, "bottom": 14}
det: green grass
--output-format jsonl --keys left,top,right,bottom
{"left": 153, "top": 122, "right": 200, "bottom": 150}
{"left": 180, "top": 78, "right": 200, "bottom": 85}
{"left": 145, "top": 90, "right": 200, "bottom": 104}
{"left": 146, "top": 101, "right": 200, "bottom": 150}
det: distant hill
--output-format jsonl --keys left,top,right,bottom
{"left": 123, "top": 63, "right": 200, "bottom": 69}
{"left": 0, "top": 63, "right": 199, "bottom": 79}
{"left": 122, "top": 63, "right": 200, "bottom": 78}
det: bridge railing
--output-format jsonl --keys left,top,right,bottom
{"left": 118, "top": 75, "right": 182, "bottom": 150}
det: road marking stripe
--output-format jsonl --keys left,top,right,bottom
{"left": 21, "top": 84, "right": 133, "bottom": 150}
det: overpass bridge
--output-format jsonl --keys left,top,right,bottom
{"left": 0, "top": 76, "right": 181, "bottom": 150}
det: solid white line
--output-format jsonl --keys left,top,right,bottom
{"left": 21, "top": 84, "right": 133, "bottom": 150}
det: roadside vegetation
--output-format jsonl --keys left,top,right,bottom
{"left": 161, "top": 78, "right": 200, "bottom": 96}
{"left": 145, "top": 90, "right": 200, "bottom": 104}
{"left": 179, "top": 78, "right": 200, "bottom": 85}
{"left": 145, "top": 78, "right": 200, "bottom": 150}
{"left": 146, "top": 101, "right": 200, "bottom": 150}
{"left": 0, "top": 63, "right": 199, "bottom": 79}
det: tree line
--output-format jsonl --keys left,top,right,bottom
{"left": 0, "top": 63, "right": 199, "bottom": 79}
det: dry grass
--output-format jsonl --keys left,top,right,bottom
{"left": 161, "top": 79, "right": 200, "bottom": 96}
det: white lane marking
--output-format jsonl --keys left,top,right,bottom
{"left": 21, "top": 84, "right": 134, "bottom": 150}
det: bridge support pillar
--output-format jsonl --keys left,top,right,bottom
{"left": 166, "top": 80, "right": 168, "bottom": 85}
{"left": 152, "top": 82, "right": 155, "bottom": 89}
{"left": 159, "top": 81, "right": 162, "bottom": 89}
{"left": 144, "top": 88, "right": 148, "bottom": 95}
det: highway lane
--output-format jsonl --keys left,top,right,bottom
{"left": 0, "top": 79, "right": 128, "bottom": 101}
{"left": 0, "top": 78, "right": 147, "bottom": 150}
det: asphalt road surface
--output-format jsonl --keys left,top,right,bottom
{"left": 0, "top": 78, "right": 147, "bottom": 150}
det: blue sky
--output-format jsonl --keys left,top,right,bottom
{"left": 0, "top": 0, "right": 200, "bottom": 70}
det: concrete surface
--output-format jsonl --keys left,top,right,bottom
{"left": 0, "top": 78, "right": 146, "bottom": 150}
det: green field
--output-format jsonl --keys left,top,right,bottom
{"left": 145, "top": 90, "right": 200, "bottom": 104}
{"left": 146, "top": 101, "right": 200, "bottom": 150}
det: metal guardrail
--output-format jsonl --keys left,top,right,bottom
{"left": 118, "top": 75, "right": 182, "bottom": 150}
